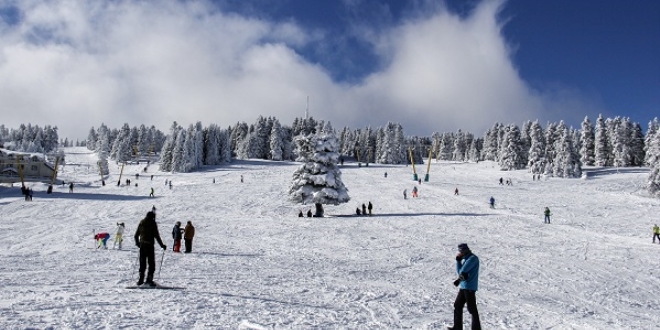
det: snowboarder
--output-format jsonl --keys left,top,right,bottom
{"left": 134, "top": 211, "right": 166, "bottom": 287}
{"left": 448, "top": 243, "right": 482, "bottom": 330}
{"left": 489, "top": 196, "right": 495, "bottom": 209}
{"left": 183, "top": 221, "right": 195, "bottom": 253}
{"left": 412, "top": 186, "right": 418, "bottom": 198}
{"left": 544, "top": 207, "right": 551, "bottom": 224}
{"left": 403, "top": 189, "right": 407, "bottom": 200}
{"left": 454, "top": 187, "right": 459, "bottom": 196}
{"left": 113, "top": 223, "right": 125, "bottom": 250}
{"left": 149, "top": 187, "right": 154, "bottom": 197}
{"left": 69, "top": 182, "right": 74, "bottom": 193}
{"left": 362, "top": 203, "right": 367, "bottom": 215}
{"left": 368, "top": 201, "right": 373, "bottom": 215}
{"left": 172, "top": 221, "right": 183, "bottom": 253}
{"left": 653, "top": 224, "right": 660, "bottom": 243}
{"left": 94, "top": 232, "right": 110, "bottom": 249}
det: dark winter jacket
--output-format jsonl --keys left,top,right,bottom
{"left": 184, "top": 223, "right": 195, "bottom": 239}
{"left": 172, "top": 224, "right": 183, "bottom": 240}
{"left": 456, "top": 252, "right": 479, "bottom": 291}
{"left": 134, "top": 212, "right": 166, "bottom": 248}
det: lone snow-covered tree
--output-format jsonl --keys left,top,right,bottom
{"left": 289, "top": 122, "right": 350, "bottom": 217}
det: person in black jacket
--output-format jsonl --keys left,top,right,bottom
{"left": 134, "top": 211, "right": 166, "bottom": 286}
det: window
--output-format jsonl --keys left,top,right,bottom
{"left": 31, "top": 165, "right": 38, "bottom": 171}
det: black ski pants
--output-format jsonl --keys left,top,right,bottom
{"left": 453, "top": 289, "right": 482, "bottom": 330}
{"left": 138, "top": 244, "right": 156, "bottom": 283}
{"left": 184, "top": 238, "right": 193, "bottom": 253}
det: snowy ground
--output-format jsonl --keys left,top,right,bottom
{"left": 1, "top": 147, "right": 659, "bottom": 329}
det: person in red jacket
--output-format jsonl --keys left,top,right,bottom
{"left": 94, "top": 232, "right": 110, "bottom": 249}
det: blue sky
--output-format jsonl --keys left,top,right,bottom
{"left": 0, "top": 0, "right": 657, "bottom": 140}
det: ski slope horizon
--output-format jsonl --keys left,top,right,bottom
{"left": 1, "top": 147, "right": 659, "bottom": 329}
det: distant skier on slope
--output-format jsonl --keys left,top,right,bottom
{"left": 653, "top": 224, "right": 660, "bottom": 244}
{"left": 489, "top": 197, "right": 495, "bottom": 209}
{"left": 172, "top": 221, "right": 183, "bottom": 253}
{"left": 544, "top": 207, "right": 551, "bottom": 224}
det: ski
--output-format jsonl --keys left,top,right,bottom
{"left": 125, "top": 285, "right": 184, "bottom": 290}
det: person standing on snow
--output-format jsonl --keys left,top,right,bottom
{"left": 113, "top": 223, "right": 125, "bottom": 249}
{"left": 367, "top": 201, "right": 373, "bottom": 215}
{"left": 362, "top": 203, "right": 367, "bottom": 215}
{"left": 149, "top": 187, "right": 154, "bottom": 197}
{"left": 454, "top": 187, "right": 459, "bottom": 195}
{"left": 448, "top": 243, "right": 482, "bottom": 330}
{"left": 134, "top": 211, "right": 166, "bottom": 287}
{"left": 183, "top": 221, "right": 195, "bottom": 253}
{"left": 412, "top": 186, "right": 418, "bottom": 198}
{"left": 489, "top": 196, "right": 495, "bottom": 209}
{"left": 544, "top": 207, "right": 552, "bottom": 224}
{"left": 172, "top": 221, "right": 183, "bottom": 253}
{"left": 653, "top": 224, "right": 660, "bottom": 244}
{"left": 403, "top": 189, "right": 407, "bottom": 200}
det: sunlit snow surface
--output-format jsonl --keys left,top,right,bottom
{"left": 1, "top": 147, "right": 659, "bottom": 329}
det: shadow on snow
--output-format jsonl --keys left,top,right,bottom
{"left": 35, "top": 192, "right": 155, "bottom": 201}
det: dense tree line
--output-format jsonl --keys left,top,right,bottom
{"left": 3, "top": 112, "right": 660, "bottom": 196}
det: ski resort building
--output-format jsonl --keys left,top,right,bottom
{"left": 0, "top": 149, "right": 58, "bottom": 184}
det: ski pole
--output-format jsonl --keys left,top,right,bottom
{"left": 157, "top": 248, "right": 165, "bottom": 281}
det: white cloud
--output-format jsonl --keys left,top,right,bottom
{"left": 0, "top": 0, "right": 597, "bottom": 140}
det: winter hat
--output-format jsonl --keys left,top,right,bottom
{"left": 458, "top": 243, "right": 470, "bottom": 252}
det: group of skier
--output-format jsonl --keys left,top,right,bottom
{"left": 355, "top": 201, "right": 373, "bottom": 216}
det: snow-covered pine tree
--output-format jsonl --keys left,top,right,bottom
{"left": 594, "top": 114, "right": 610, "bottom": 166}
{"left": 527, "top": 120, "right": 545, "bottom": 174}
{"left": 159, "top": 122, "right": 180, "bottom": 172}
{"left": 648, "top": 128, "right": 660, "bottom": 196}
{"left": 552, "top": 125, "right": 582, "bottom": 178}
{"left": 87, "top": 127, "right": 98, "bottom": 151}
{"left": 289, "top": 122, "right": 349, "bottom": 217}
{"left": 580, "top": 116, "right": 595, "bottom": 166}
{"left": 269, "top": 119, "right": 284, "bottom": 161}
{"left": 629, "top": 122, "right": 645, "bottom": 166}
{"left": 644, "top": 118, "right": 658, "bottom": 166}
{"left": 452, "top": 130, "right": 467, "bottom": 162}
{"left": 498, "top": 124, "right": 523, "bottom": 170}
{"left": 171, "top": 129, "right": 186, "bottom": 172}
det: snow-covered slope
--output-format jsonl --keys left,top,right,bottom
{"left": 1, "top": 147, "right": 659, "bottom": 329}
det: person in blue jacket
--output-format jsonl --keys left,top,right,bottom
{"left": 448, "top": 243, "right": 482, "bottom": 330}
{"left": 489, "top": 196, "right": 495, "bottom": 209}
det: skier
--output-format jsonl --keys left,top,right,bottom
{"left": 183, "top": 221, "right": 195, "bottom": 253}
{"left": 306, "top": 209, "right": 312, "bottom": 218}
{"left": 362, "top": 203, "right": 367, "bottom": 215}
{"left": 384, "top": 172, "right": 387, "bottom": 178}
{"left": 412, "top": 186, "right": 419, "bottom": 198}
{"left": 367, "top": 201, "right": 373, "bottom": 215}
{"left": 169, "top": 181, "right": 172, "bottom": 189}
{"left": 149, "top": 187, "right": 154, "bottom": 197}
{"left": 134, "top": 211, "right": 166, "bottom": 287}
{"left": 448, "top": 243, "right": 482, "bottom": 330}
{"left": 172, "top": 221, "right": 183, "bottom": 253}
{"left": 94, "top": 232, "right": 110, "bottom": 249}
{"left": 403, "top": 189, "right": 407, "bottom": 200}
{"left": 240, "top": 175, "right": 244, "bottom": 183}
{"left": 113, "top": 223, "right": 125, "bottom": 250}
{"left": 454, "top": 187, "right": 459, "bottom": 196}
{"left": 653, "top": 224, "right": 660, "bottom": 244}
{"left": 544, "top": 207, "right": 551, "bottom": 224}
{"left": 69, "top": 182, "right": 74, "bottom": 193}
{"left": 499, "top": 177, "right": 503, "bottom": 185}
{"left": 298, "top": 210, "right": 304, "bottom": 217}
{"left": 489, "top": 196, "right": 495, "bottom": 209}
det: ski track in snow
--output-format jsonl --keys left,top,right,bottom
{"left": 1, "top": 147, "right": 659, "bottom": 329}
